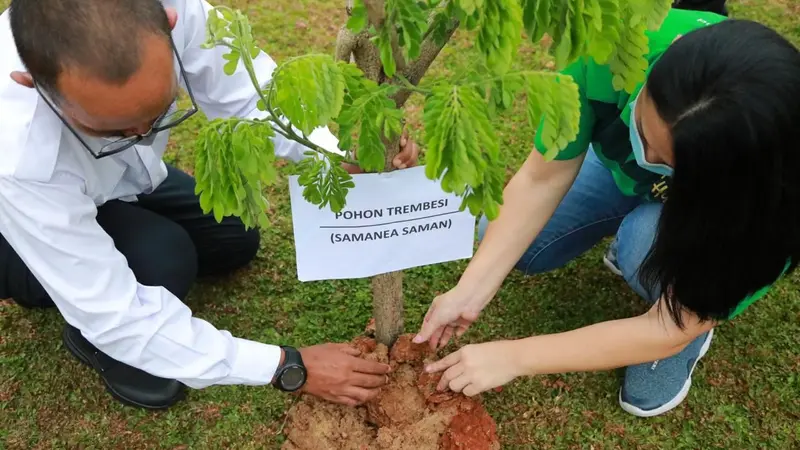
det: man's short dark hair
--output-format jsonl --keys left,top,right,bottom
{"left": 10, "top": 0, "right": 171, "bottom": 97}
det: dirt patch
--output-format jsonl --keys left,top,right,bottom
{"left": 282, "top": 334, "right": 500, "bottom": 450}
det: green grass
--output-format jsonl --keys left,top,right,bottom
{"left": 2, "top": 1, "right": 799, "bottom": 448}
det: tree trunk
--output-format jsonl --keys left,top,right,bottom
{"left": 371, "top": 272, "right": 404, "bottom": 347}
{"left": 337, "top": 1, "right": 459, "bottom": 347}
{"left": 370, "top": 128, "right": 405, "bottom": 347}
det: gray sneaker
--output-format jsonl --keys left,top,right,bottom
{"left": 619, "top": 329, "right": 714, "bottom": 417}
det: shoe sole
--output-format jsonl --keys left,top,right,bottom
{"left": 618, "top": 328, "right": 714, "bottom": 418}
{"left": 62, "top": 326, "right": 184, "bottom": 410}
{"left": 603, "top": 254, "right": 624, "bottom": 277}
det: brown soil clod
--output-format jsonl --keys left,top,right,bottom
{"left": 282, "top": 333, "right": 500, "bottom": 450}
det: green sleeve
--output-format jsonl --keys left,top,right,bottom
{"left": 533, "top": 59, "right": 595, "bottom": 160}
{"left": 727, "top": 260, "right": 792, "bottom": 319}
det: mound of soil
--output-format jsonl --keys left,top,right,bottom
{"left": 282, "top": 334, "right": 500, "bottom": 450}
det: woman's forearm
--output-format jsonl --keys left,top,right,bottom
{"left": 512, "top": 305, "right": 715, "bottom": 376}
{"left": 455, "top": 152, "right": 584, "bottom": 306}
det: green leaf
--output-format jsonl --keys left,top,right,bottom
{"left": 457, "top": 0, "right": 485, "bottom": 15}
{"left": 423, "top": 85, "right": 498, "bottom": 198}
{"left": 567, "top": 0, "right": 588, "bottom": 62}
{"left": 586, "top": 0, "right": 621, "bottom": 63}
{"left": 473, "top": 0, "right": 523, "bottom": 75}
{"left": 375, "top": 26, "right": 397, "bottom": 78}
{"left": 219, "top": 7, "right": 236, "bottom": 22}
{"left": 486, "top": 73, "right": 524, "bottom": 117}
{"left": 608, "top": 20, "right": 650, "bottom": 92}
{"left": 526, "top": 73, "right": 581, "bottom": 160}
{"left": 193, "top": 118, "right": 278, "bottom": 230}
{"left": 347, "top": 0, "right": 369, "bottom": 33}
{"left": 389, "top": 0, "right": 428, "bottom": 61}
{"left": 548, "top": 0, "right": 574, "bottom": 69}
{"left": 522, "top": 0, "right": 550, "bottom": 43}
{"left": 629, "top": 0, "right": 672, "bottom": 30}
{"left": 271, "top": 54, "right": 347, "bottom": 136}
{"left": 296, "top": 154, "right": 355, "bottom": 212}
{"left": 336, "top": 66, "right": 400, "bottom": 173}
{"left": 428, "top": 11, "right": 454, "bottom": 46}
{"left": 223, "top": 51, "right": 240, "bottom": 75}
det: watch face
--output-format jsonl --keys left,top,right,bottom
{"left": 281, "top": 366, "right": 306, "bottom": 391}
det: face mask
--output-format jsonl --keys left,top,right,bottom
{"left": 629, "top": 95, "right": 674, "bottom": 177}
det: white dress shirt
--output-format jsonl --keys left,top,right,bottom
{"left": 0, "top": 0, "right": 340, "bottom": 389}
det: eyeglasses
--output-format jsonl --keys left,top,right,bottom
{"left": 34, "top": 37, "right": 198, "bottom": 159}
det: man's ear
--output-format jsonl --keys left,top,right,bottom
{"left": 165, "top": 7, "right": 178, "bottom": 30}
{"left": 10, "top": 71, "right": 34, "bottom": 88}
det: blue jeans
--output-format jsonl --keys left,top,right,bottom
{"left": 478, "top": 148, "right": 660, "bottom": 302}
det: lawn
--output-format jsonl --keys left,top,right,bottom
{"left": 1, "top": 0, "right": 798, "bottom": 449}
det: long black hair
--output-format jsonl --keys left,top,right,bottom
{"left": 639, "top": 19, "right": 800, "bottom": 327}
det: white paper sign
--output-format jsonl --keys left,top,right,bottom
{"left": 288, "top": 166, "right": 477, "bottom": 281}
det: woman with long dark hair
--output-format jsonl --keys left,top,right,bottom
{"left": 414, "top": 9, "right": 799, "bottom": 417}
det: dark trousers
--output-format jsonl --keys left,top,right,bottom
{"left": 673, "top": 0, "right": 728, "bottom": 15}
{"left": 0, "top": 165, "right": 260, "bottom": 308}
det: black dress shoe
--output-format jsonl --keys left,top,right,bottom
{"left": 62, "top": 324, "right": 186, "bottom": 409}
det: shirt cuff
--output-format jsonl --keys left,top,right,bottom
{"left": 227, "top": 337, "right": 283, "bottom": 385}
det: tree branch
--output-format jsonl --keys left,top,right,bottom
{"left": 390, "top": 18, "right": 459, "bottom": 107}
{"left": 335, "top": 26, "right": 358, "bottom": 62}
{"left": 390, "top": 26, "right": 408, "bottom": 73}
{"left": 363, "top": 0, "right": 386, "bottom": 27}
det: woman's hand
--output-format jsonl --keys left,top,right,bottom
{"left": 413, "top": 287, "right": 488, "bottom": 350}
{"left": 424, "top": 340, "right": 523, "bottom": 397}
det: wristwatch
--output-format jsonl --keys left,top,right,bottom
{"left": 272, "top": 346, "right": 307, "bottom": 392}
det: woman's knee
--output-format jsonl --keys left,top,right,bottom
{"left": 477, "top": 215, "right": 566, "bottom": 276}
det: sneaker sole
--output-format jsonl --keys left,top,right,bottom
{"left": 62, "top": 326, "right": 184, "bottom": 410}
{"left": 603, "top": 254, "right": 624, "bottom": 277}
{"left": 618, "top": 328, "right": 714, "bottom": 418}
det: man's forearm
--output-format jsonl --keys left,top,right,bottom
{"left": 512, "top": 308, "right": 714, "bottom": 376}
{"left": 456, "top": 153, "right": 583, "bottom": 306}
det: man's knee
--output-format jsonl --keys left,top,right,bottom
{"left": 196, "top": 218, "right": 260, "bottom": 277}
{"left": 615, "top": 203, "right": 662, "bottom": 302}
{"left": 130, "top": 222, "right": 198, "bottom": 299}
{"left": 0, "top": 238, "right": 54, "bottom": 308}
{"left": 235, "top": 225, "right": 261, "bottom": 268}
{"left": 6, "top": 274, "right": 53, "bottom": 309}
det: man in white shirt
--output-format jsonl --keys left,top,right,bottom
{"left": 0, "top": 0, "right": 418, "bottom": 409}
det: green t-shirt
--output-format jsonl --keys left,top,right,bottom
{"left": 533, "top": 9, "right": 783, "bottom": 319}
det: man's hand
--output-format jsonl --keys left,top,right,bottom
{"left": 342, "top": 129, "right": 421, "bottom": 174}
{"left": 299, "top": 343, "right": 391, "bottom": 406}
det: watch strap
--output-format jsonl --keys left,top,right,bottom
{"left": 280, "top": 346, "right": 304, "bottom": 367}
{"left": 273, "top": 346, "right": 306, "bottom": 391}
